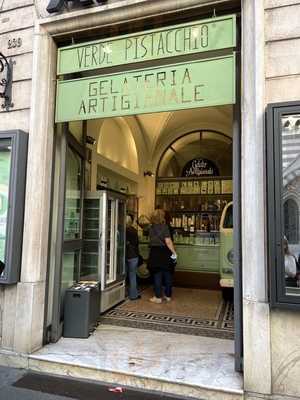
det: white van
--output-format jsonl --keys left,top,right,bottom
{"left": 219, "top": 201, "right": 234, "bottom": 299}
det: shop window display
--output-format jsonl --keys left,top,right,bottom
{"left": 267, "top": 102, "right": 300, "bottom": 307}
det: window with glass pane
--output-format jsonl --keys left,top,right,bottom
{"left": 116, "top": 200, "right": 125, "bottom": 277}
{"left": 60, "top": 250, "right": 80, "bottom": 319}
{"left": 82, "top": 198, "right": 99, "bottom": 281}
{"left": 267, "top": 102, "right": 300, "bottom": 308}
{"left": 64, "top": 146, "right": 82, "bottom": 240}
{"left": 0, "top": 139, "right": 11, "bottom": 268}
{"left": 106, "top": 198, "right": 116, "bottom": 284}
{"left": 281, "top": 112, "right": 300, "bottom": 297}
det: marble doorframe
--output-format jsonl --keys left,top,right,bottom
{"left": 9, "top": 0, "right": 271, "bottom": 395}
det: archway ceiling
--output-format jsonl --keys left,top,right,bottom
{"left": 134, "top": 105, "right": 233, "bottom": 156}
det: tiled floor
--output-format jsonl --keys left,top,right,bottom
{"left": 101, "top": 288, "right": 234, "bottom": 339}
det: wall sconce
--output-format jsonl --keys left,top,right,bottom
{"left": 144, "top": 170, "right": 154, "bottom": 177}
{"left": 86, "top": 135, "right": 96, "bottom": 145}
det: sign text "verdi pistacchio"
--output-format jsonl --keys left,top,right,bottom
{"left": 55, "top": 55, "right": 235, "bottom": 122}
{"left": 57, "top": 15, "right": 236, "bottom": 75}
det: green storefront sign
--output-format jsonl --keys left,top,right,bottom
{"left": 57, "top": 15, "right": 236, "bottom": 75}
{"left": 56, "top": 54, "right": 235, "bottom": 122}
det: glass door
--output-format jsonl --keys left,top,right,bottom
{"left": 116, "top": 198, "right": 126, "bottom": 281}
{"left": 50, "top": 123, "right": 85, "bottom": 342}
{"left": 100, "top": 191, "right": 126, "bottom": 291}
{"left": 105, "top": 196, "right": 117, "bottom": 286}
{"left": 60, "top": 144, "right": 84, "bottom": 319}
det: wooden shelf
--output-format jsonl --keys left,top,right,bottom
{"left": 156, "top": 193, "right": 232, "bottom": 196}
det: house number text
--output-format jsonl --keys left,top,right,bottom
{"left": 7, "top": 38, "right": 22, "bottom": 50}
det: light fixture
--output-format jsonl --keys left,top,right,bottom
{"left": 86, "top": 135, "right": 96, "bottom": 145}
{"left": 144, "top": 170, "right": 154, "bottom": 177}
{"left": 295, "top": 119, "right": 300, "bottom": 129}
{"left": 283, "top": 120, "right": 291, "bottom": 128}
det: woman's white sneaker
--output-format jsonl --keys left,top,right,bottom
{"left": 164, "top": 296, "right": 172, "bottom": 302}
{"left": 149, "top": 296, "right": 162, "bottom": 304}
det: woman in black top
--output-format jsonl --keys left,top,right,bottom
{"left": 126, "top": 215, "right": 140, "bottom": 300}
{"left": 147, "top": 209, "right": 177, "bottom": 303}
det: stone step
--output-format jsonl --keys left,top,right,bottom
{"left": 28, "top": 355, "right": 244, "bottom": 400}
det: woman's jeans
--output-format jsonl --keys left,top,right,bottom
{"left": 126, "top": 257, "right": 139, "bottom": 299}
{"left": 153, "top": 270, "right": 173, "bottom": 298}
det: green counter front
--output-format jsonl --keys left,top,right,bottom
{"left": 139, "top": 242, "right": 220, "bottom": 273}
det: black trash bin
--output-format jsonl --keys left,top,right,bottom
{"left": 63, "top": 281, "right": 100, "bottom": 338}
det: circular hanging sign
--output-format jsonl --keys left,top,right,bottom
{"left": 182, "top": 158, "right": 219, "bottom": 177}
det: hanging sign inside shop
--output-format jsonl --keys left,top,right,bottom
{"left": 57, "top": 15, "right": 236, "bottom": 75}
{"left": 182, "top": 158, "right": 219, "bottom": 177}
{"left": 55, "top": 54, "right": 235, "bottom": 122}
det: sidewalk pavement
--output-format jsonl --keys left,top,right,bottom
{"left": 0, "top": 365, "right": 189, "bottom": 400}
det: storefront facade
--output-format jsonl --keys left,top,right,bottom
{"left": 0, "top": 0, "right": 300, "bottom": 399}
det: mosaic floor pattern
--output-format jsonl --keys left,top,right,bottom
{"left": 100, "top": 287, "right": 234, "bottom": 339}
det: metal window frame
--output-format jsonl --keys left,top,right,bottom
{"left": 0, "top": 130, "right": 28, "bottom": 285}
{"left": 267, "top": 100, "right": 300, "bottom": 309}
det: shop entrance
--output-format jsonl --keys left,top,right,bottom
{"left": 46, "top": 13, "right": 242, "bottom": 373}
{"left": 92, "top": 107, "right": 235, "bottom": 342}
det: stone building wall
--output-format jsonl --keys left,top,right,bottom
{"left": 0, "top": 0, "right": 37, "bottom": 347}
{"left": 265, "top": 1, "right": 300, "bottom": 397}
{"left": 0, "top": 0, "right": 300, "bottom": 398}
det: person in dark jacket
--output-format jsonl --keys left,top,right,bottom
{"left": 147, "top": 209, "right": 177, "bottom": 303}
{"left": 126, "top": 214, "right": 140, "bottom": 300}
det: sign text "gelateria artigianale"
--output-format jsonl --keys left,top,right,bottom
{"left": 55, "top": 55, "right": 235, "bottom": 122}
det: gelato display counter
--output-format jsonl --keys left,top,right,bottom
{"left": 139, "top": 232, "right": 220, "bottom": 274}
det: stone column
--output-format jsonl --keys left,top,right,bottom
{"left": 11, "top": 25, "right": 57, "bottom": 353}
{"left": 241, "top": 1, "right": 272, "bottom": 394}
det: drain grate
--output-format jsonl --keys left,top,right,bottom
{"left": 14, "top": 372, "right": 190, "bottom": 400}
